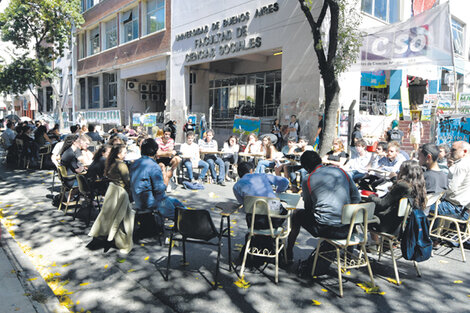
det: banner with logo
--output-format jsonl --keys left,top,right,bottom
{"left": 360, "top": 3, "right": 452, "bottom": 71}
{"left": 436, "top": 117, "right": 470, "bottom": 146}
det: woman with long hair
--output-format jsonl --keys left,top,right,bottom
{"left": 255, "top": 135, "right": 278, "bottom": 173}
{"left": 322, "top": 137, "right": 349, "bottom": 167}
{"left": 86, "top": 144, "right": 112, "bottom": 195}
{"left": 369, "top": 160, "right": 427, "bottom": 234}
{"left": 245, "top": 133, "right": 261, "bottom": 154}
{"left": 222, "top": 135, "right": 240, "bottom": 181}
{"left": 104, "top": 144, "right": 130, "bottom": 192}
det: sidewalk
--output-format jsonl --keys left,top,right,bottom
{"left": 0, "top": 223, "right": 67, "bottom": 313}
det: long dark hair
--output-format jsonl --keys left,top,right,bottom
{"left": 60, "top": 135, "right": 79, "bottom": 156}
{"left": 93, "top": 144, "right": 111, "bottom": 161}
{"left": 226, "top": 135, "right": 238, "bottom": 146}
{"left": 397, "top": 160, "right": 427, "bottom": 210}
{"left": 262, "top": 136, "right": 275, "bottom": 159}
{"left": 104, "top": 144, "right": 126, "bottom": 177}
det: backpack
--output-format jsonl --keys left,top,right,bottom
{"left": 389, "top": 129, "right": 403, "bottom": 142}
{"left": 400, "top": 199, "right": 432, "bottom": 262}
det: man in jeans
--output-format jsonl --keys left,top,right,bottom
{"left": 432, "top": 141, "right": 470, "bottom": 220}
{"left": 286, "top": 151, "right": 361, "bottom": 261}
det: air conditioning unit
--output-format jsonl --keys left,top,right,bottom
{"left": 140, "top": 83, "right": 149, "bottom": 93}
{"left": 127, "top": 81, "right": 138, "bottom": 91}
{"left": 151, "top": 94, "right": 159, "bottom": 101}
{"left": 140, "top": 93, "right": 149, "bottom": 101}
{"left": 150, "top": 84, "right": 159, "bottom": 93}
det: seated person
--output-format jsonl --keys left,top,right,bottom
{"left": 86, "top": 124, "right": 103, "bottom": 143}
{"left": 274, "top": 136, "right": 297, "bottom": 177}
{"left": 222, "top": 135, "right": 240, "bottom": 182}
{"left": 244, "top": 133, "right": 262, "bottom": 154}
{"left": 432, "top": 141, "right": 470, "bottom": 221}
{"left": 286, "top": 151, "right": 360, "bottom": 261}
{"left": 34, "top": 125, "right": 53, "bottom": 147}
{"left": 198, "top": 129, "right": 225, "bottom": 186}
{"left": 86, "top": 144, "right": 112, "bottom": 195}
{"left": 60, "top": 135, "right": 85, "bottom": 188}
{"left": 322, "top": 137, "right": 349, "bottom": 167}
{"left": 368, "top": 160, "right": 427, "bottom": 234}
{"left": 115, "top": 126, "right": 128, "bottom": 143}
{"left": 255, "top": 136, "right": 278, "bottom": 173}
{"left": 345, "top": 139, "right": 373, "bottom": 182}
{"left": 179, "top": 131, "right": 209, "bottom": 183}
{"left": 2, "top": 121, "right": 16, "bottom": 148}
{"left": 47, "top": 124, "right": 61, "bottom": 142}
{"left": 233, "top": 161, "right": 289, "bottom": 229}
{"left": 130, "top": 139, "right": 186, "bottom": 219}
{"left": 369, "top": 141, "right": 388, "bottom": 168}
{"left": 418, "top": 143, "right": 448, "bottom": 195}
{"left": 437, "top": 143, "right": 450, "bottom": 174}
{"left": 76, "top": 135, "right": 93, "bottom": 166}
{"left": 155, "top": 127, "right": 182, "bottom": 181}
{"left": 285, "top": 136, "right": 313, "bottom": 193}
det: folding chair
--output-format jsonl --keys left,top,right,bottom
{"left": 312, "top": 202, "right": 376, "bottom": 297}
{"left": 429, "top": 196, "right": 470, "bottom": 262}
{"left": 165, "top": 207, "right": 232, "bottom": 289}
{"left": 371, "top": 198, "right": 421, "bottom": 285}
{"left": 75, "top": 174, "right": 101, "bottom": 226}
{"left": 57, "top": 165, "right": 78, "bottom": 213}
{"left": 239, "top": 196, "right": 292, "bottom": 284}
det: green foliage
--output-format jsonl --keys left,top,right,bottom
{"left": 0, "top": 0, "right": 83, "bottom": 95}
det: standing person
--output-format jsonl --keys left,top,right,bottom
{"left": 180, "top": 131, "right": 209, "bottom": 183}
{"left": 165, "top": 120, "right": 177, "bottom": 141}
{"left": 271, "top": 118, "right": 282, "bottom": 150}
{"left": 198, "top": 129, "right": 225, "bottom": 186}
{"left": 288, "top": 115, "right": 300, "bottom": 142}
{"left": 350, "top": 122, "right": 362, "bottom": 158}
{"left": 1, "top": 121, "right": 16, "bottom": 148}
{"left": 255, "top": 136, "right": 278, "bottom": 174}
{"left": 183, "top": 117, "right": 195, "bottom": 135}
{"left": 221, "top": 135, "right": 240, "bottom": 182}
{"left": 407, "top": 114, "right": 424, "bottom": 156}
{"left": 286, "top": 151, "right": 360, "bottom": 261}
{"left": 130, "top": 138, "right": 186, "bottom": 219}
{"left": 104, "top": 144, "right": 130, "bottom": 192}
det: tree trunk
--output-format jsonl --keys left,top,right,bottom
{"left": 319, "top": 78, "right": 340, "bottom": 157}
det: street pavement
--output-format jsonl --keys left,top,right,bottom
{"left": 0, "top": 165, "right": 469, "bottom": 313}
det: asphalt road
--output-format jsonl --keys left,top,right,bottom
{"left": 0, "top": 165, "right": 469, "bottom": 313}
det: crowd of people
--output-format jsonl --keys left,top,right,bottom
{"left": 1, "top": 116, "right": 469, "bottom": 276}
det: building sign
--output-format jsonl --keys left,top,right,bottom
{"left": 422, "top": 94, "right": 436, "bottom": 120}
{"left": 437, "top": 117, "right": 470, "bottom": 145}
{"left": 360, "top": 3, "right": 452, "bottom": 71}
{"left": 176, "top": 2, "right": 280, "bottom": 63}
{"left": 77, "top": 110, "right": 121, "bottom": 125}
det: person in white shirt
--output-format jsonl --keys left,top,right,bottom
{"left": 198, "top": 129, "right": 225, "bottom": 185}
{"left": 244, "top": 133, "right": 261, "bottom": 154}
{"left": 345, "top": 139, "right": 373, "bottom": 182}
{"left": 288, "top": 115, "right": 300, "bottom": 141}
{"left": 221, "top": 135, "right": 240, "bottom": 182}
{"left": 1, "top": 121, "right": 16, "bottom": 148}
{"left": 180, "top": 131, "right": 209, "bottom": 183}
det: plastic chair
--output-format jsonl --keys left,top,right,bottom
{"left": 165, "top": 207, "right": 232, "bottom": 289}
{"left": 371, "top": 198, "right": 421, "bottom": 285}
{"left": 312, "top": 202, "right": 376, "bottom": 297}
{"left": 429, "top": 195, "right": 470, "bottom": 262}
{"left": 75, "top": 174, "right": 101, "bottom": 226}
{"left": 57, "top": 165, "right": 78, "bottom": 213}
{"left": 239, "top": 196, "right": 292, "bottom": 284}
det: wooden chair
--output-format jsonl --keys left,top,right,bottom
{"left": 429, "top": 196, "right": 470, "bottom": 262}
{"left": 75, "top": 174, "right": 101, "bottom": 226}
{"left": 239, "top": 196, "right": 292, "bottom": 284}
{"left": 312, "top": 202, "right": 376, "bottom": 297}
{"left": 165, "top": 207, "right": 232, "bottom": 289}
{"left": 38, "top": 144, "right": 52, "bottom": 170}
{"left": 371, "top": 198, "right": 421, "bottom": 285}
{"left": 57, "top": 165, "right": 78, "bottom": 213}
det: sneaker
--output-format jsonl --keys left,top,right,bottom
{"left": 196, "top": 178, "right": 204, "bottom": 185}
{"left": 217, "top": 181, "right": 226, "bottom": 186}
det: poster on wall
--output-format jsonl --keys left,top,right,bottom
{"left": 437, "top": 91, "right": 453, "bottom": 109}
{"left": 458, "top": 93, "right": 470, "bottom": 112}
{"left": 386, "top": 99, "right": 400, "bottom": 118}
{"left": 142, "top": 113, "right": 157, "bottom": 127}
{"left": 132, "top": 113, "right": 141, "bottom": 127}
{"left": 421, "top": 94, "right": 437, "bottom": 121}
{"left": 436, "top": 117, "right": 470, "bottom": 145}
{"left": 400, "top": 86, "right": 411, "bottom": 120}
{"left": 233, "top": 115, "right": 261, "bottom": 135}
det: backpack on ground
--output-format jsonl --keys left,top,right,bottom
{"left": 400, "top": 199, "right": 432, "bottom": 262}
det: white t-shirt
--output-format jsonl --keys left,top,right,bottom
{"left": 180, "top": 142, "right": 201, "bottom": 167}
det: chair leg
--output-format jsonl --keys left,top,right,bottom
{"left": 283, "top": 239, "right": 288, "bottom": 264}
{"left": 413, "top": 261, "right": 421, "bottom": 277}
{"left": 389, "top": 239, "right": 400, "bottom": 285}
{"left": 165, "top": 232, "right": 174, "bottom": 281}
{"left": 214, "top": 232, "right": 223, "bottom": 290}
{"left": 51, "top": 171, "right": 55, "bottom": 196}
{"left": 73, "top": 194, "right": 80, "bottom": 221}
{"left": 311, "top": 239, "right": 322, "bottom": 277}
{"left": 454, "top": 222, "right": 466, "bottom": 262}
{"left": 378, "top": 237, "right": 384, "bottom": 262}
{"left": 362, "top": 244, "right": 376, "bottom": 287}
{"left": 225, "top": 216, "right": 233, "bottom": 272}
{"left": 337, "top": 248, "right": 343, "bottom": 298}
{"left": 274, "top": 237, "right": 279, "bottom": 284}
{"left": 64, "top": 189, "right": 73, "bottom": 213}
{"left": 239, "top": 235, "right": 252, "bottom": 279}
{"left": 58, "top": 186, "right": 65, "bottom": 211}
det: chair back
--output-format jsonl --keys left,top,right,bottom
{"left": 425, "top": 192, "right": 444, "bottom": 216}
{"left": 176, "top": 208, "right": 218, "bottom": 241}
{"left": 76, "top": 174, "right": 92, "bottom": 197}
{"left": 341, "top": 202, "right": 375, "bottom": 246}
{"left": 398, "top": 198, "right": 413, "bottom": 233}
{"left": 15, "top": 138, "right": 23, "bottom": 151}
{"left": 243, "top": 196, "right": 287, "bottom": 237}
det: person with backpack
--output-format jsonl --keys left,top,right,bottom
{"left": 367, "top": 160, "right": 427, "bottom": 234}
{"left": 386, "top": 120, "right": 404, "bottom": 144}
{"left": 407, "top": 114, "right": 424, "bottom": 155}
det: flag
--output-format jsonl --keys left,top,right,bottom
{"left": 359, "top": 2, "right": 452, "bottom": 71}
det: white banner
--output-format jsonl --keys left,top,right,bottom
{"left": 359, "top": 3, "right": 452, "bottom": 71}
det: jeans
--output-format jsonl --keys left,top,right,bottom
{"left": 432, "top": 200, "right": 469, "bottom": 220}
{"left": 184, "top": 160, "right": 209, "bottom": 181}
{"left": 255, "top": 160, "right": 275, "bottom": 173}
{"left": 349, "top": 170, "right": 366, "bottom": 183}
{"left": 223, "top": 153, "right": 238, "bottom": 176}
{"left": 205, "top": 156, "right": 225, "bottom": 182}
{"left": 288, "top": 166, "right": 308, "bottom": 187}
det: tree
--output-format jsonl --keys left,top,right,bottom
{"left": 0, "top": 0, "right": 83, "bottom": 111}
{"left": 298, "top": 0, "right": 361, "bottom": 156}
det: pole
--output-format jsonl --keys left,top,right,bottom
{"left": 447, "top": 1, "right": 458, "bottom": 112}
{"left": 71, "top": 21, "right": 76, "bottom": 125}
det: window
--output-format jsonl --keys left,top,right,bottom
{"left": 103, "top": 73, "right": 117, "bottom": 108}
{"left": 121, "top": 7, "right": 139, "bottom": 43}
{"left": 81, "top": 0, "right": 99, "bottom": 12}
{"left": 88, "top": 26, "right": 100, "bottom": 56}
{"left": 78, "top": 33, "right": 85, "bottom": 59}
{"left": 104, "top": 18, "right": 117, "bottom": 50}
{"left": 37, "top": 88, "right": 44, "bottom": 112}
{"left": 361, "top": 0, "right": 399, "bottom": 23}
{"left": 80, "top": 78, "right": 86, "bottom": 109}
{"left": 46, "top": 87, "right": 53, "bottom": 112}
{"left": 88, "top": 77, "right": 100, "bottom": 109}
{"left": 452, "top": 18, "right": 465, "bottom": 57}
{"left": 68, "top": 67, "right": 73, "bottom": 94}
{"left": 146, "top": 0, "right": 165, "bottom": 34}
